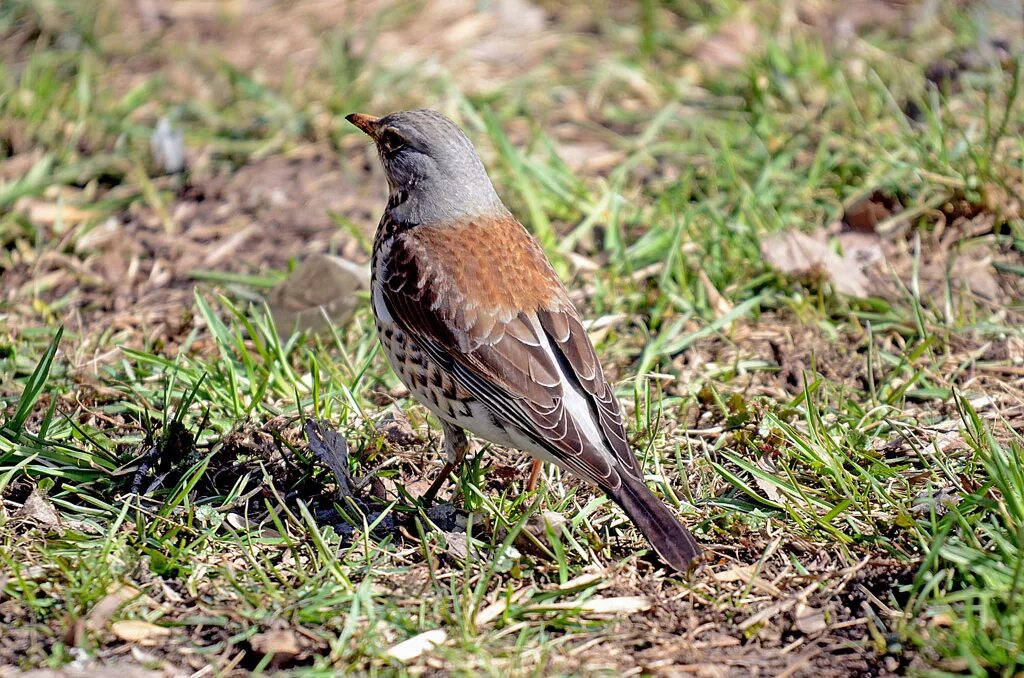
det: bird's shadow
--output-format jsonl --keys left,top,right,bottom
{"left": 304, "top": 418, "right": 468, "bottom": 540}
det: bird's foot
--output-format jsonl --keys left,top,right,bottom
{"left": 526, "top": 459, "right": 543, "bottom": 492}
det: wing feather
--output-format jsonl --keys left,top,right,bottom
{"left": 379, "top": 216, "right": 641, "bottom": 487}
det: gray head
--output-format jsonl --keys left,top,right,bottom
{"left": 346, "top": 109, "right": 506, "bottom": 224}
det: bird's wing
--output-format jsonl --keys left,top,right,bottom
{"left": 378, "top": 214, "right": 641, "bottom": 489}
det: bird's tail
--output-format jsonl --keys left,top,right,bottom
{"left": 607, "top": 473, "right": 701, "bottom": 573}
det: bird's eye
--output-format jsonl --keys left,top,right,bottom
{"left": 379, "top": 129, "right": 406, "bottom": 155}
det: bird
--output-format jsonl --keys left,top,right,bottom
{"left": 347, "top": 108, "right": 701, "bottom": 573}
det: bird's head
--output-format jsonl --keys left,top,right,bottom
{"left": 346, "top": 109, "right": 504, "bottom": 224}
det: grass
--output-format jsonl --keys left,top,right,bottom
{"left": 1, "top": 0, "right": 1023, "bottom": 674}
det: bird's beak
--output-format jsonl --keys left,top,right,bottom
{"left": 346, "top": 113, "right": 381, "bottom": 138}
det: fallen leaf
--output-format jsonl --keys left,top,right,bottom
{"left": 692, "top": 634, "right": 742, "bottom": 650}
{"left": 761, "top": 229, "right": 871, "bottom": 297}
{"left": 573, "top": 596, "right": 652, "bottom": 615}
{"left": 554, "top": 140, "right": 625, "bottom": 174}
{"left": 712, "top": 564, "right": 782, "bottom": 597}
{"left": 930, "top": 430, "right": 967, "bottom": 453}
{"left": 75, "top": 218, "right": 123, "bottom": 253}
{"left": 800, "top": 0, "right": 906, "bottom": 43}
{"left": 740, "top": 582, "right": 818, "bottom": 631}
{"left": 754, "top": 476, "right": 787, "bottom": 506}
{"left": 225, "top": 513, "right": 281, "bottom": 539}
{"left": 911, "top": 486, "right": 961, "bottom": 516}
{"left": 425, "top": 503, "right": 464, "bottom": 532}
{"left": 463, "top": 0, "right": 551, "bottom": 74}
{"left": 111, "top": 620, "right": 171, "bottom": 642}
{"left": 1007, "top": 336, "right": 1024, "bottom": 364}
{"left": 0, "top": 150, "right": 44, "bottom": 183}
{"left": 304, "top": 419, "right": 354, "bottom": 498}
{"left": 386, "top": 629, "right": 447, "bottom": 663}
{"left": 555, "top": 571, "right": 608, "bottom": 591}
{"left": 14, "top": 660, "right": 164, "bottom": 677}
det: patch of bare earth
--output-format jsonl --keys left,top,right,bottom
{"left": 2, "top": 146, "right": 377, "bottom": 355}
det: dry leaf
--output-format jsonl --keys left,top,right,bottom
{"left": 386, "top": 629, "right": 447, "bottom": 663}
{"left": 911, "top": 486, "right": 961, "bottom": 516}
{"left": 444, "top": 532, "right": 471, "bottom": 562}
{"left": 554, "top": 140, "right": 625, "bottom": 174}
{"left": 12, "top": 661, "right": 164, "bottom": 677}
{"left": 711, "top": 565, "right": 782, "bottom": 597}
{"left": 304, "top": 420, "right": 354, "bottom": 499}
{"left": 75, "top": 218, "right": 123, "bottom": 253}
{"left": 740, "top": 582, "right": 819, "bottom": 630}
{"left": 1008, "top": 336, "right": 1024, "bottom": 364}
{"left": 555, "top": 571, "right": 608, "bottom": 591}
{"left": 573, "top": 596, "right": 652, "bottom": 615}
{"left": 761, "top": 229, "right": 870, "bottom": 297}
{"left": 111, "top": 620, "right": 171, "bottom": 642}
{"left": 754, "top": 476, "right": 787, "bottom": 505}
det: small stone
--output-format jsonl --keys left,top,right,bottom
{"left": 267, "top": 254, "right": 369, "bottom": 337}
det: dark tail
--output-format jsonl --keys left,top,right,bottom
{"left": 607, "top": 474, "right": 701, "bottom": 573}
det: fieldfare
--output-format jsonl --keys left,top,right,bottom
{"left": 347, "top": 109, "right": 701, "bottom": 572}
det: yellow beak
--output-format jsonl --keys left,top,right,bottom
{"left": 345, "top": 113, "right": 381, "bottom": 137}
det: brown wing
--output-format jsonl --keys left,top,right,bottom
{"left": 378, "top": 214, "right": 641, "bottom": 489}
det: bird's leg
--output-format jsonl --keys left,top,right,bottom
{"left": 526, "top": 459, "right": 543, "bottom": 491}
{"left": 421, "top": 421, "right": 468, "bottom": 505}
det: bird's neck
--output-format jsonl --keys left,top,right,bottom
{"left": 384, "top": 183, "right": 507, "bottom": 230}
